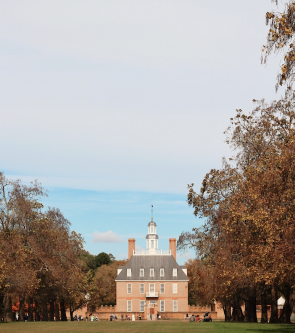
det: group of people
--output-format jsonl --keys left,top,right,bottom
{"left": 85, "top": 314, "right": 99, "bottom": 321}
{"left": 186, "top": 312, "right": 212, "bottom": 322}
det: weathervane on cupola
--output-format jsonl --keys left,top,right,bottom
{"left": 146, "top": 204, "right": 159, "bottom": 254}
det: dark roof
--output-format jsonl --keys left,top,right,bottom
{"left": 115, "top": 255, "right": 189, "bottom": 281}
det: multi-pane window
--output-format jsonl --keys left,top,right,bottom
{"left": 173, "top": 300, "right": 178, "bottom": 312}
{"left": 160, "top": 300, "right": 165, "bottom": 312}
{"left": 160, "top": 268, "right": 164, "bottom": 277}
{"left": 151, "top": 240, "right": 154, "bottom": 248}
{"left": 140, "top": 268, "right": 144, "bottom": 277}
{"left": 140, "top": 300, "right": 145, "bottom": 312}
{"left": 173, "top": 268, "right": 177, "bottom": 277}
{"left": 160, "top": 283, "right": 165, "bottom": 294}
{"left": 127, "top": 300, "right": 132, "bottom": 312}
{"left": 150, "top": 268, "right": 154, "bottom": 277}
{"left": 127, "top": 283, "right": 132, "bottom": 294}
{"left": 127, "top": 268, "right": 131, "bottom": 277}
{"left": 140, "top": 283, "right": 144, "bottom": 294}
{"left": 173, "top": 283, "right": 177, "bottom": 294}
{"left": 149, "top": 283, "right": 155, "bottom": 293}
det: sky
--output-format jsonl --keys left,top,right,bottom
{"left": 0, "top": 1, "right": 285, "bottom": 264}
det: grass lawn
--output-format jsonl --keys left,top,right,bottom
{"left": 0, "top": 321, "right": 294, "bottom": 333}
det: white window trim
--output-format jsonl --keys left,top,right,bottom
{"left": 160, "top": 300, "right": 165, "bottom": 312}
{"left": 160, "top": 283, "right": 165, "bottom": 294}
{"left": 140, "top": 283, "right": 144, "bottom": 294}
{"left": 173, "top": 268, "right": 177, "bottom": 277}
{"left": 150, "top": 268, "right": 154, "bottom": 277}
{"left": 140, "top": 300, "right": 145, "bottom": 312}
{"left": 140, "top": 268, "right": 144, "bottom": 277}
{"left": 127, "top": 300, "right": 132, "bottom": 312}
{"left": 127, "top": 268, "right": 131, "bottom": 277}
{"left": 149, "top": 283, "right": 155, "bottom": 293}
{"left": 173, "top": 300, "right": 178, "bottom": 312}
{"left": 173, "top": 283, "right": 177, "bottom": 294}
{"left": 160, "top": 268, "right": 164, "bottom": 277}
{"left": 127, "top": 283, "right": 132, "bottom": 294}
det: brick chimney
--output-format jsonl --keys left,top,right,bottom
{"left": 128, "top": 238, "right": 135, "bottom": 260}
{"left": 169, "top": 238, "right": 176, "bottom": 260}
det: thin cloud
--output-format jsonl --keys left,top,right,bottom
{"left": 92, "top": 230, "right": 125, "bottom": 243}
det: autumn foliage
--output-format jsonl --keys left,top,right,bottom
{"left": 178, "top": 97, "right": 295, "bottom": 323}
{"left": 0, "top": 174, "right": 120, "bottom": 322}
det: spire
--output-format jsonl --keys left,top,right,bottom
{"left": 151, "top": 204, "right": 153, "bottom": 221}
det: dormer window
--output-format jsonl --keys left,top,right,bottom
{"left": 150, "top": 268, "right": 154, "bottom": 277}
{"left": 173, "top": 268, "right": 177, "bottom": 277}
{"left": 140, "top": 268, "right": 144, "bottom": 277}
{"left": 160, "top": 268, "right": 164, "bottom": 277}
{"left": 127, "top": 268, "right": 131, "bottom": 277}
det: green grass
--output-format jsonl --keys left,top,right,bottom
{"left": 0, "top": 321, "right": 294, "bottom": 333}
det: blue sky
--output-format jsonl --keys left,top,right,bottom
{"left": 41, "top": 187, "right": 203, "bottom": 263}
{"left": 1, "top": 1, "right": 284, "bottom": 265}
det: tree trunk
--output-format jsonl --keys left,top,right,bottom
{"left": 279, "top": 286, "right": 292, "bottom": 323}
{"left": 244, "top": 295, "right": 257, "bottom": 322}
{"left": 70, "top": 305, "right": 74, "bottom": 321}
{"left": 35, "top": 299, "right": 40, "bottom": 321}
{"left": 270, "top": 284, "right": 278, "bottom": 323}
{"left": 19, "top": 295, "right": 25, "bottom": 322}
{"left": 28, "top": 297, "right": 33, "bottom": 321}
{"left": 223, "top": 303, "right": 232, "bottom": 322}
{"left": 54, "top": 301, "right": 60, "bottom": 321}
{"left": 4, "top": 293, "right": 12, "bottom": 322}
{"left": 261, "top": 289, "right": 268, "bottom": 323}
{"left": 60, "top": 300, "right": 67, "bottom": 321}
{"left": 0, "top": 293, "right": 4, "bottom": 321}
{"left": 49, "top": 300, "right": 54, "bottom": 321}
{"left": 232, "top": 297, "right": 244, "bottom": 322}
{"left": 42, "top": 298, "right": 48, "bottom": 321}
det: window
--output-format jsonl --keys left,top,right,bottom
{"left": 151, "top": 226, "right": 154, "bottom": 233}
{"left": 140, "top": 268, "right": 144, "bottom": 277}
{"left": 173, "top": 268, "right": 177, "bottom": 277}
{"left": 160, "top": 283, "right": 165, "bottom": 294}
{"left": 151, "top": 240, "right": 154, "bottom": 248}
{"left": 173, "top": 300, "right": 178, "bottom": 312}
{"left": 160, "top": 300, "right": 165, "bottom": 312}
{"left": 150, "top": 268, "right": 154, "bottom": 277}
{"left": 182, "top": 268, "right": 187, "bottom": 276}
{"left": 117, "top": 268, "right": 122, "bottom": 275}
{"left": 173, "top": 283, "right": 177, "bottom": 294}
{"left": 127, "top": 283, "right": 132, "bottom": 294}
{"left": 140, "top": 300, "right": 145, "bottom": 312}
{"left": 146, "top": 239, "right": 149, "bottom": 249}
{"left": 149, "top": 283, "right": 155, "bottom": 293}
{"left": 127, "top": 268, "right": 131, "bottom": 277}
{"left": 140, "top": 283, "right": 144, "bottom": 294}
{"left": 160, "top": 268, "right": 164, "bottom": 277}
{"left": 127, "top": 300, "right": 132, "bottom": 312}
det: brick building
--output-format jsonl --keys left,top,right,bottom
{"left": 115, "top": 217, "right": 189, "bottom": 320}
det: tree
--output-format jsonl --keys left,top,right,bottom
{"left": 179, "top": 96, "right": 295, "bottom": 323}
{"left": 262, "top": 1, "right": 295, "bottom": 90}
{"left": 185, "top": 259, "right": 215, "bottom": 307}
{"left": 88, "top": 260, "right": 127, "bottom": 311}
{"left": 95, "top": 252, "right": 112, "bottom": 268}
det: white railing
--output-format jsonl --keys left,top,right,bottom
{"left": 146, "top": 292, "right": 158, "bottom": 297}
{"left": 133, "top": 250, "right": 171, "bottom": 255}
